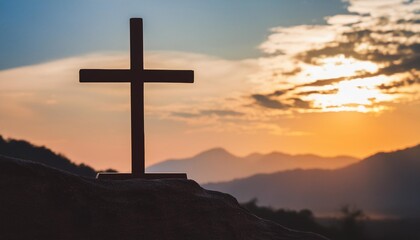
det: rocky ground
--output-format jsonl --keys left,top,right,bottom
{"left": 0, "top": 155, "right": 327, "bottom": 240}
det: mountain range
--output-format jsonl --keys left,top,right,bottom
{"left": 204, "top": 144, "right": 420, "bottom": 218}
{"left": 0, "top": 135, "right": 357, "bottom": 183}
{"left": 2, "top": 134, "right": 419, "bottom": 218}
{"left": 147, "top": 148, "right": 358, "bottom": 183}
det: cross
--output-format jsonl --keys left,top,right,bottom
{"left": 79, "top": 18, "right": 193, "bottom": 180}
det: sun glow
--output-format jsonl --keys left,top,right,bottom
{"left": 296, "top": 55, "right": 380, "bottom": 84}
{"left": 292, "top": 56, "right": 402, "bottom": 113}
{"left": 310, "top": 79, "right": 391, "bottom": 112}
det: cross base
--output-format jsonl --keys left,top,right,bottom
{"left": 96, "top": 172, "right": 188, "bottom": 180}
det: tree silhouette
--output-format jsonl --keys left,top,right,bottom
{"left": 336, "top": 205, "right": 367, "bottom": 240}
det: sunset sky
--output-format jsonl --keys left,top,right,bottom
{"left": 0, "top": 0, "right": 419, "bottom": 171}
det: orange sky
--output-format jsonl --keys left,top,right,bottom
{"left": 0, "top": 51, "right": 418, "bottom": 171}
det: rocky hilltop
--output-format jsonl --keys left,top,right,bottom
{"left": 0, "top": 155, "right": 326, "bottom": 240}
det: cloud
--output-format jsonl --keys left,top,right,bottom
{"left": 269, "top": 90, "right": 287, "bottom": 96}
{"left": 377, "top": 74, "right": 420, "bottom": 90}
{"left": 252, "top": 94, "right": 290, "bottom": 109}
{"left": 251, "top": 93, "right": 314, "bottom": 111}
{"left": 0, "top": 51, "right": 265, "bottom": 141}
{"left": 297, "top": 89, "right": 339, "bottom": 96}
{"left": 291, "top": 98, "right": 312, "bottom": 109}
{"left": 301, "top": 77, "right": 348, "bottom": 87}
{"left": 251, "top": 0, "right": 420, "bottom": 113}
{"left": 172, "top": 109, "right": 244, "bottom": 118}
{"left": 0, "top": 51, "right": 259, "bottom": 110}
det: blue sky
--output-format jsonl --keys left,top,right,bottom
{"left": 0, "top": 0, "right": 348, "bottom": 69}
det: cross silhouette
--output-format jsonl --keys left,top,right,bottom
{"left": 79, "top": 18, "right": 193, "bottom": 180}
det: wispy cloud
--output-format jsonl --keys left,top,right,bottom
{"left": 0, "top": 51, "right": 265, "bottom": 138}
{"left": 0, "top": 51, "right": 264, "bottom": 168}
{"left": 173, "top": 110, "right": 244, "bottom": 118}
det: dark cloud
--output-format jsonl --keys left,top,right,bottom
{"left": 298, "top": 28, "right": 420, "bottom": 78}
{"left": 251, "top": 93, "right": 314, "bottom": 110}
{"left": 172, "top": 112, "right": 199, "bottom": 118}
{"left": 396, "top": 19, "right": 420, "bottom": 24}
{"left": 268, "top": 90, "right": 287, "bottom": 96}
{"left": 304, "top": 29, "right": 418, "bottom": 61}
{"left": 377, "top": 76, "right": 420, "bottom": 90}
{"left": 302, "top": 76, "right": 348, "bottom": 87}
{"left": 377, "top": 53, "right": 420, "bottom": 76}
{"left": 200, "top": 110, "right": 244, "bottom": 117}
{"left": 252, "top": 94, "right": 290, "bottom": 109}
{"left": 282, "top": 67, "right": 302, "bottom": 76}
{"left": 290, "top": 98, "right": 312, "bottom": 109}
{"left": 172, "top": 109, "right": 244, "bottom": 118}
{"left": 297, "top": 89, "right": 338, "bottom": 96}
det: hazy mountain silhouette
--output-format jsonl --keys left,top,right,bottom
{"left": 0, "top": 135, "right": 99, "bottom": 177}
{"left": 205, "top": 144, "right": 420, "bottom": 218}
{"left": 147, "top": 147, "right": 358, "bottom": 183}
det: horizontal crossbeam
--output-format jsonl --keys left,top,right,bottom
{"left": 143, "top": 70, "right": 194, "bottom": 83}
{"left": 80, "top": 69, "right": 131, "bottom": 82}
{"left": 79, "top": 69, "right": 194, "bottom": 83}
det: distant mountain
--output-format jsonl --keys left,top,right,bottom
{"left": 147, "top": 147, "right": 358, "bottom": 183}
{"left": 204, "top": 144, "right": 420, "bottom": 218}
{"left": 0, "top": 135, "right": 98, "bottom": 177}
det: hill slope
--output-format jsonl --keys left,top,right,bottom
{"left": 147, "top": 148, "right": 358, "bottom": 183}
{"left": 0, "top": 135, "right": 98, "bottom": 177}
{"left": 0, "top": 155, "right": 327, "bottom": 240}
{"left": 205, "top": 144, "right": 420, "bottom": 218}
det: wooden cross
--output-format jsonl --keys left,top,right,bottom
{"left": 79, "top": 18, "right": 193, "bottom": 180}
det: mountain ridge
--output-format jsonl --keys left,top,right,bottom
{"left": 148, "top": 147, "right": 359, "bottom": 183}
{"left": 0, "top": 135, "right": 99, "bottom": 177}
{"left": 204, "top": 144, "right": 420, "bottom": 218}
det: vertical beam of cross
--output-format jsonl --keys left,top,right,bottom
{"left": 130, "top": 19, "right": 145, "bottom": 176}
{"left": 79, "top": 18, "right": 194, "bottom": 180}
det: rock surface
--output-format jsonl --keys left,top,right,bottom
{"left": 0, "top": 155, "right": 327, "bottom": 240}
